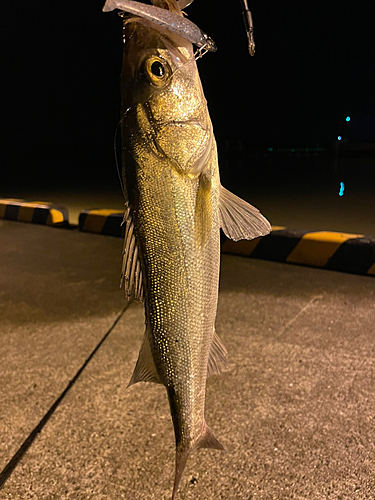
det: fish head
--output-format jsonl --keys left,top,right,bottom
{"left": 121, "top": 12, "right": 212, "bottom": 176}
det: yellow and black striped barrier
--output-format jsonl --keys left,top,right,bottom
{"left": 0, "top": 198, "right": 69, "bottom": 226}
{"left": 4, "top": 198, "right": 375, "bottom": 276}
{"left": 78, "top": 209, "right": 125, "bottom": 237}
{"left": 78, "top": 209, "right": 375, "bottom": 277}
{"left": 223, "top": 228, "right": 375, "bottom": 277}
{"left": 4, "top": 200, "right": 374, "bottom": 277}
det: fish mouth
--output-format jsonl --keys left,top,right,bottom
{"left": 155, "top": 119, "right": 212, "bottom": 175}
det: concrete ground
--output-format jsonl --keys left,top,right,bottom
{"left": 1, "top": 220, "right": 375, "bottom": 499}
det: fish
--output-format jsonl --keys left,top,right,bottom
{"left": 103, "top": 0, "right": 271, "bottom": 497}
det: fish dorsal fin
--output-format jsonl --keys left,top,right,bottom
{"left": 128, "top": 332, "right": 162, "bottom": 387}
{"left": 207, "top": 330, "right": 228, "bottom": 377}
{"left": 121, "top": 206, "right": 144, "bottom": 302}
{"left": 219, "top": 185, "right": 272, "bottom": 242}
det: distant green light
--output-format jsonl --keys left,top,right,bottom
{"left": 268, "top": 147, "right": 273, "bottom": 152}
{"left": 346, "top": 116, "right": 351, "bottom": 122}
{"left": 291, "top": 148, "right": 295, "bottom": 152}
{"left": 339, "top": 181, "right": 345, "bottom": 196}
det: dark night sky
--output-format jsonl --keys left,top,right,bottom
{"left": 2, "top": 1, "right": 374, "bottom": 187}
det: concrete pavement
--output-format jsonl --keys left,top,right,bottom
{"left": 1, "top": 221, "right": 375, "bottom": 499}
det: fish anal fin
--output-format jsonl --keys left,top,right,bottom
{"left": 197, "top": 423, "right": 224, "bottom": 451}
{"left": 207, "top": 330, "right": 228, "bottom": 377}
{"left": 219, "top": 184, "right": 271, "bottom": 242}
{"left": 128, "top": 333, "right": 162, "bottom": 387}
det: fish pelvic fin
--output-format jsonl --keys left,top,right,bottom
{"left": 219, "top": 184, "right": 271, "bottom": 242}
{"left": 127, "top": 332, "right": 162, "bottom": 387}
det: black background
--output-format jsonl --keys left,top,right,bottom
{"left": 2, "top": 1, "right": 374, "bottom": 190}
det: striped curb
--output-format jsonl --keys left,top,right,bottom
{"left": 78, "top": 209, "right": 125, "bottom": 237}
{"left": 77, "top": 210, "right": 375, "bottom": 277}
{"left": 4, "top": 201, "right": 373, "bottom": 277}
{"left": 222, "top": 228, "right": 375, "bottom": 277}
{"left": 0, "top": 198, "right": 69, "bottom": 227}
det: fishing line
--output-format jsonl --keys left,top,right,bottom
{"left": 114, "top": 106, "right": 132, "bottom": 200}
{"left": 0, "top": 304, "right": 130, "bottom": 490}
{"left": 114, "top": 118, "right": 126, "bottom": 198}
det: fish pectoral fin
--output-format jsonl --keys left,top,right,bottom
{"left": 219, "top": 185, "right": 272, "bottom": 242}
{"left": 121, "top": 206, "right": 144, "bottom": 302}
{"left": 197, "top": 423, "right": 224, "bottom": 450}
{"left": 195, "top": 173, "right": 212, "bottom": 247}
{"left": 128, "top": 333, "right": 162, "bottom": 387}
{"left": 207, "top": 330, "right": 228, "bottom": 377}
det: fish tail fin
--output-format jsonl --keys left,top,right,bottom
{"left": 171, "top": 424, "right": 224, "bottom": 499}
{"left": 172, "top": 446, "right": 190, "bottom": 500}
{"left": 197, "top": 422, "right": 224, "bottom": 451}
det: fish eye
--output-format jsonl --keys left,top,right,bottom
{"left": 144, "top": 56, "right": 170, "bottom": 87}
{"left": 151, "top": 60, "right": 164, "bottom": 77}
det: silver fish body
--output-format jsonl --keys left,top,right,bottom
{"left": 106, "top": 1, "right": 271, "bottom": 497}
